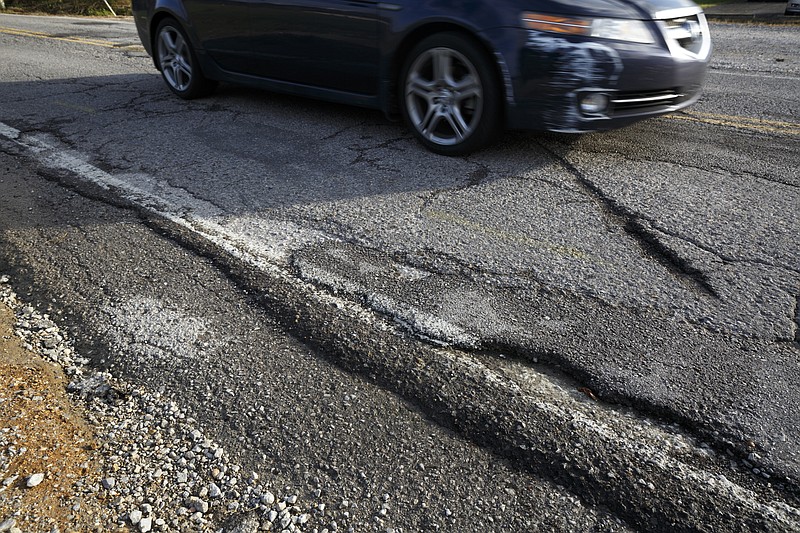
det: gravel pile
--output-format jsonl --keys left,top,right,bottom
{"left": 0, "top": 275, "right": 326, "bottom": 533}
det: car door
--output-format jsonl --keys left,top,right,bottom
{"left": 183, "top": 0, "right": 255, "bottom": 73}
{"left": 243, "top": 0, "right": 380, "bottom": 95}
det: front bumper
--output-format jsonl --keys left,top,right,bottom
{"left": 501, "top": 12, "right": 711, "bottom": 132}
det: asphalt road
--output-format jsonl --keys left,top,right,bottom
{"left": 1, "top": 14, "right": 799, "bottom": 531}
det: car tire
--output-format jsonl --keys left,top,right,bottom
{"left": 400, "top": 32, "right": 502, "bottom": 156}
{"left": 154, "top": 19, "right": 217, "bottom": 99}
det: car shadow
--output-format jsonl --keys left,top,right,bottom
{"left": 0, "top": 73, "right": 566, "bottom": 222}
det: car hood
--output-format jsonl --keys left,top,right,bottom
{"left": 525, "top": 0, "right": 701, "bottom": 19}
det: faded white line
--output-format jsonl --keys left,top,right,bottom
{"left": 0, "top": 122, "right": 21, "bottom": 139}
{"left": 0, "top": 120, "right": 379, "bottom": 325}
{"left": 0, "top": 121, "right": 490, "bottom": 348}
{"left": 0, "top": 121, "right": 320, "bottom": 265}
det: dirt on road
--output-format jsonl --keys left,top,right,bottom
{"left": 0, "top": 301, "right": 116, "bottom": 532}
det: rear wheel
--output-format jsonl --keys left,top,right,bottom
{"left": 155, "top": 19, "right": 216, "bottom": 99}
{"left": 400, "top": 32, "right": 502, "bottom": 156}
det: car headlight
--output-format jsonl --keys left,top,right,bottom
{"left": 522, "top": 13, "right": 655, "bottom": 44}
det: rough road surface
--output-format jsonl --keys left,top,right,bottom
{"left": 1, "top": 130, "right": 799, "bottom": 533}
{"left": 0, "top": 154, "right": 638, "bottom": 531}
{"left": 1, "top": 14, "right": 799, "bottom": 533}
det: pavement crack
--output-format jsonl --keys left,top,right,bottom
{"left": 663, "top": 157, "right": 798, "bottom": 191}
{"left": 708, "top": 162, "right": 800, "bottom": 191}
{"left": 648, "top": 221, "right": 800, "bottom": 277}
{"left": 322, "top": 122, "right": 367, "bottom": 141}
{"left": 539, "top": 142, "right": 720, "bottom": 299}
{"left": 725, "top": 256, "right": 800, "bottom": 277}
{"left": 162, "top": 177, "right": 227, "bottom": 214}
{"left": 395, "top": 247, "right": 510, "bottom": 281}
{"left": 347, "top": 137, "right": 410, "bottom": 172}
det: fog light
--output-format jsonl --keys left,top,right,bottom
{"left": 579, "top": 93, "right": 609, "bottom": 115}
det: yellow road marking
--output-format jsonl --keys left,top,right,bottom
{"left": 424, "top": 208, "right": 601, "bottom": 263}
{"left": 0, "top": 25, "right": 140, "bottom": 49}
{"left": 665, "top": 110, "right": 800, "bottom": 136}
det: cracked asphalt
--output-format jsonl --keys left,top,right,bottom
{"left": 1, "top": 14, "right": 799, "bottom": 530}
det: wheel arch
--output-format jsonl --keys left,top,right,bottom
{"left": 385, "top": 23, "right": 509, "bottom": 122}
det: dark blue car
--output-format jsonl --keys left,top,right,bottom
{"left": 132, "top": 0, "right": 711, "bottom": 155}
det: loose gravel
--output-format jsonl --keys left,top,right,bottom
{"left": 0, "top": 274, "right": 320, "bottom": 532}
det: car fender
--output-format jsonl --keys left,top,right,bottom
{"left": 145, "top": 0, "right": 195, "bottom": 66}
{"left": 379, "top": 3, "right": 513, "bottom": 116}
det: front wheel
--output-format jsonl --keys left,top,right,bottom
{"left": 400, "top": 32, "right": 502, "bottom": 156}
{"left": 155, "top": 19, "right": 216, "bottom": 99}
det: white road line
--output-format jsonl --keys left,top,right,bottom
{"left": 0, "top": 122, "right": 21, "bottom": 139}
{"left": 0, "top": 120, "right": 288, "bottom": 266}
{"left": 0, "top": 120, "right": 357, "bottom": 315}
{"left": 0, "top": 119, "right": 392, "bottom": 346}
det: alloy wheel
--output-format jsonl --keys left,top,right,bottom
{"left": 157, "top": 26, "right": 193, "bottom": 93}
{"left": 404, "top": 47, "right": 484, "bottom": 147}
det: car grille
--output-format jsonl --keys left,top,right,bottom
{"left": 611, "top": 89, "right": 684, "bottom": 113}
{"left": 657, "top": 11, "right": 711, "bottom": 59}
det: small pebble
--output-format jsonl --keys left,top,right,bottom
{"left": 26, "top": 473, "right": 45, "bottom": 488}
{"left": 129, "top": 510, "right": 143, "bottom": 525}
{"left": 139, "top": 517, "right": 152, "bottom": 532}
